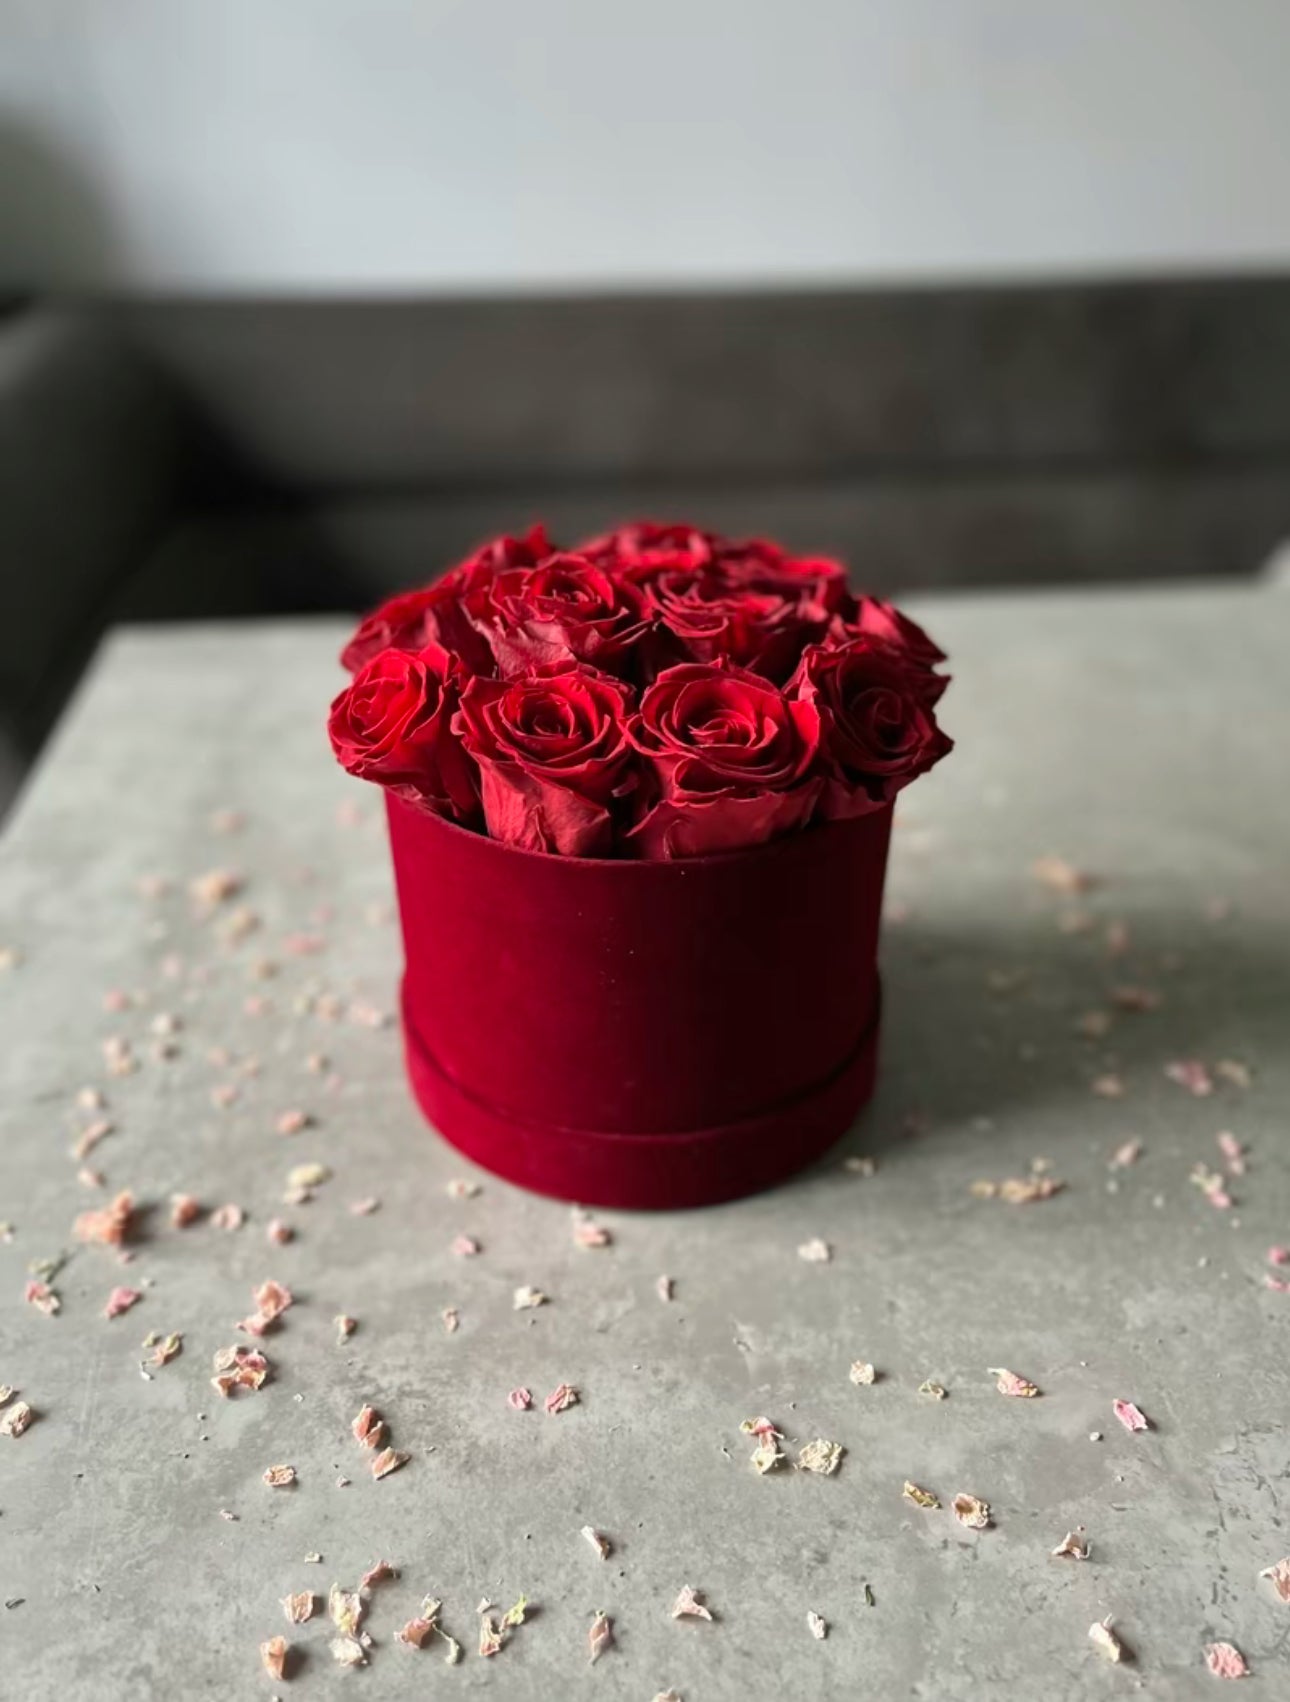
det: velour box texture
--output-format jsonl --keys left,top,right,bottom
{"left": 386, "top": 792, "right": 892, "bottom": 1208}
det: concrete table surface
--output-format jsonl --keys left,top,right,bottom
{"left": 1, "top": 584, "right": 1288, "bottom": 1700}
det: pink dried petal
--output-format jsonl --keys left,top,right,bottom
{"left": 1091, "top": 1074, "right": 1126, "bottom": 1100}
{"left": 334, "top": 1314, "right": 357, "bottom": 1343}
{"left": 581, "top": 1526, "right": 611, "bottom": 1559}
{"left": 371, "top": 1446, "right": 409, "bottom": 1480}
{"left": 1269, "top": 1247, "right": 1290, "bottom": 1266}
{"left": 211, "top": 1202, "right": 244, "bottom": 1232}
{"left": 441, "top": 1307, "right": 460, "bottom": 1333}
{"left": 1031, "top": 855, "right": 1097, "bottom": 893}
{"left": 25, "top": 1280, "right": 60, "bottom": 1317}
{"left": 349, "top": 1196, "right": 379, "bottom": 1217}
{"left": 573, "top": 1219, "right": 611, "bottom": 1249}
{"left": 671, "top": 1585, "right": 712, "bottom": 1621}
{"left": 1258, "top": 1557, "right": 1290, "bottom": 1602}
{"left": 1265, "top": 1275, "right": 1290, "bottom": 1293}
{"left": 1111, "top": 985, "right": 1160, "bottom": 1012}
{"left": 77, "top": 1168, "right": 102, "bottom": 1189}
{"left": 544, "top": 1382, "right": 579, "bottom": 1415}
{"left": 951, "top": 1492, "right": 992, "bottom": 1529}
{"left": 1216, "top": 1131, "right": 1246, "bottom": 1174}
{"left": 508, "top": 1387, "right": 533, "bottom": 1411}
{"left": 478, "top": 1614, "right": 503, "bottom": 1657}
{"left": 0, "top": 1400, "right": 34, "bottom": 1437}
{"left": 148, "top": 1332, "right": 182, "bottom": 1367}
{"left": 74, "top": 1188, "right": 134, "bottom": 1247}
{"left": 260, "top": 1635, "right": 289, "bottom": 1680}
{"left": 283, "top": 931, "right": 325, "bottom": 956}
{"left": 1165, "top": 1059, "right": 1214, "bottom": 1097}
{"left": 189, "top": 868, "right": 243, "bottom": 905}
{"left": 351, "top": 1405, "right": 385, "bottom": 1449}
{"left": 170, "top": 1194, "right": 201, "bottom": 1228}
{"left": 513, "top": 1285, "right": 547, "bottom": 1310}
{"left": 266, "top": 1218, "right": 293, "bottom": 1246}
{"left": 72, "top": 1119, "right": 113, "bottom": 1160}
{"left": 1203, "top": 1641, "right": 1249, "bottom": 1679}
{"left": 450, "top": 1234, "right": 480, "bottom": 1257}
{"left": 104, "top": 1286, "right": 142, "bottom": 1320}
{"left": 1113, "top": 1399, "right": 1150, "bottom": 1433}
{"left": 276, "top": 1108, "right": 311, "bottom": 1136}
{"left": 998, "top": 1175, "right": 1064, "bottom": 1204}
{"left": 656, "top": 1275, "right": 674, "bottom": 1302}
{"left": 1051, "top": 1529, "right": 1090, "bottom": 1559}
{"left": 210, "top": 1344, "right": 269, "bottom": 1397}
{"left": 282, "top": 1592, "right": 315, "bottom": 1624}
{"left": 1110, "top": 1139, "right": 1143, "bottom": 1169}
{"left": 397, "top": 1617, "right": 435, "bottom": 1648}
{"left": 989, "top": 1367, "right": 1040, "bottom": 1398}
{"left": 849, "top": 1360, "right": 877, "bottom": 1385}
{"left": 446, "top": 1178, "right": 480, "bottom": 1199}
{"left": 588, "top": 1610, "right": 613, "bottom": 1664}
{"left": 797, "top": 1238, "right": 831, "bottom": 1262}
{"left": 263, "top": 1463, "right": 296, "bottom": 1487}
{"left": 359, "top": 1558, "right": 397, "bottom": 1590}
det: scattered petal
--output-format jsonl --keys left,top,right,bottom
{"left": 918, "top": 1380, "right": 947, "bottom": 1400}
{"left": 588, "top": 1610, "right": 613, "bottom": 1664}
{"left": 797, "top": 1438, "right": 844, "bottom": 1476}
{"left": 260, "top": 1635, "right": 289, "bottom": 1680}
{"left": 989, "top": 1367, "right": 1040, "bottom": 1398}
{"left": 513, "top": 1285, "right": 548, "bottom": 1310}
{"left": 334, "top": 1314, "right": 356, "bottom": 1344}
{"left": 671, "top": 1586, "right": 712, "bottom": 1621}
{"left": 582, "top": 1526, "right": 611, "bottom": 1560}
{"left": 74, "top": 1189, "right": 134, "bottom": 1247}
{"left": 210, "top": 1203, "right": 244, "bottom": 1232}
{"left": 286, "top": 1163, "right": 330, "bottom": 1191}
{"left": 351, "top": 1404, "right": 385, "bottom": 1449}
{"left": 103, "top": 1286, "right": 141, "bottom": 1320}
{"left": 807, "top": 1610, "right": 827, "bottom": 1640}
{"left": 573, "top": 1220, "right": 611, "bottom": 1249}
{"left": 1113, "top": 1399, "right": 1150, "bottom": 1433}
{"left": 371, "top": 1447, "right": 409, "bottom": 1480}
{"left": 329, "top": 1636, "right": 366, "bottom": 1667}
{"left": 441, "top": 1307, "right": 460, "bottom": 1333}
{"left": 266, "top": 1218, "right": 293, "bottom": 1245}
{"left": 544, "top": 1382, "right": 579, "bottom": 1416}
{"left": 359, "top": 1558, "right": 396, "bottom": 1590}
{"left": 446, "top": 1178, "right": 480, "bottom": 1200}
{"left": 903, "top": 1481, "right": 940, "bottom": 1510}
{"left": 843, "top": 1154, "right": 877, "bottom": 1176}
{"left": 210, "top": 1344, "right": 270, "bottom": 1397}
{"left": 1089, "top": 1617, "right": 1125, "bottom": 1663}
{"left": 952, "top": 1492, "right": 991, "bottom": 1529}
{"left": 1052, "top": 1529, "right": 1091, "bottom": 1560}
{"left": 1110, "top": 1139, "right": 1143, "bottom": 1169}
{"left": 1268, "top": 1247, "right": 1290, "bottom": 1267}
{"left": 147, "top": 1332, "right": 182, "bottom": 1367}
{"left": 24, "top": 1280, "right": 60, "bottom": 1317}
{"left": 741, "top": 1415, "right": 785, "bottom": 1474}
{"left": 656, "top": 1275, "right": 674, "bottom": 1302}
{"left": 1091, "top": 1074, "right": 1126, "bottom": 1100}
{"left": 349, "top": 1196, "right": 380, "bottom": 1217}
{"left": 849, "top": 1360, "right": 877, "bottom": 1386}
{"left": 276, "top": 1108, "right": 311, "bottom": 1136}
{"left": 263, "top": 1464, "right": 296, "bottom": 1488}
{"left": 1217, "top": 1131, "right": 1246, "bottom": 1175}
{"left": 170, "top": 1194, "right": 201, "bottom": 1228}
{"left": 397, "top": 1616, "right": 435, "bottom": 1648}
{"left": 450, "top": 1235, "right": 480, "bottom": 1257}
{"left": 1203, "top": 1642, "right": 1249, "bottom": 1679}
{"left": 1216, "top": 1059, "right": 1252, "bottom": 1089}
{"left": 508, "top": 1387, "right": 533, "bottom": 1411}
{"left": 328, "top": 1584, "right": 363, "bottom": 1636}
{"left": 1166, "top": 1059, "right": 1214, "bottom": 1097}
{"left": 1258, "top": 1557, "right": 1290, "bottom": 1603}
{"left": 1032, "top": 855, "right": 1097, "bottom": 893}
{"left": 282, "top": 1592, "right": 315, "bottom": 1624}
{"left": 797, "top": 1238, "right": 831, "bottom": 1263}
{"left": 0, "top": 1401, "right": 34, "bottom": 1436}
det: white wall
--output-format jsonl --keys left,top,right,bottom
{"left": 4, "top": 0, "right": 1290, "bottom": 293}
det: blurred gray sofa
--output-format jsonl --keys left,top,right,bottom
{"left": 4, "top": 280, "right": 1290, "bottom": 784}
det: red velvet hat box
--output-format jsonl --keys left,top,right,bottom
{"left": 386, "top": 792, "right": 893, "bottom": 1209}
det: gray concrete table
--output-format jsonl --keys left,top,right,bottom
{"left": 2, "top": 586, "right": 1289, "bottom": 1700}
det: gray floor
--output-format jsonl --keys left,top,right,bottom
{"left": 1, "top": 586, "right": 1288, "bottom": 1699}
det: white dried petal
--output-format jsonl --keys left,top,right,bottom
{"left": 797, "top": 1438, "right": 844, "bottom": 1476}
{"left": 807, "top": 1610, "right": 827, "bottom": 1640}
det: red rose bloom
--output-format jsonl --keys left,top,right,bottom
{"left": 578, "top": 520, "right": 716, "bottom": 574}
{"left": 328, "top": 643, "right": 477, "bottom": 819}
{"left": 626, "top": 660, "right": 821, "bottom": 858}
{"left": 715, "top": 536, "right": 855, "bottom": 618}
{"left": 792, "top": 636, "right": 952, "bottom": 818}
{"left": 619, "top": 557, "right": 827, "bottom": 682}
{"left": 472, "top": 553, "right": 651, "bottom": 678}
{"left": 454, "top": 664, "right": 637, "bottom": 858}
{"left": 849, "top": 594, "right": 946, "bottom": 668}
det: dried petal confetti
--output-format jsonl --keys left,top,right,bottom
{"left": 349, "top": 1196, "right": 379, "bottom": 1216}
{"left": 918, "top": 1380, "right": 947, "bottom": 1400}
{"left": 351, "top": 1404, "right": 385, "bottom": 1449}
{"left": 1203, "top": 1642, "right": 1249, "bottom": 1679}
{"left": 1091, "top": 1074, "right": 1126, "bottom": 1100}
{"left": 238, "top": 1279, "right": 293, "bottom": 1336}
{"left": 1166, "top": 1059, "right": 1214, "bottom": 1097}
{"left": 844, "top": 1154, "right": 877, "bottom": 1176}
{"left": 1269, "top": 1247, "right": 1290, "bottom": 1267}
{"left": 190, "top": 868, "right": 243, "bottom": 905}
{"left": 210, "top": 1203, "right": 244, "bottom": 1232}
{"left": 371, "top": 1446, "right": 409, "bottom": 1480}
{"left": 276, "top": 1108, "right": 311, "bottom": 1136}
{"left": 397, "top": 1616, "right": 435, "bottom": 1648}
{"left": 952, "top": 1492, "right": 991, "bottom": 1529}
{"left": 104, "top": 1286, "right": 141, "bottom": 1320}
{"left": 573, "top": 1219, "right": 611, "bottom": 1249}
{"left": 849, "top": 1360, "right": 877, "bottom": 1385}
{"left": 544, "top": 1382, "right": 579, "bottom": 1416}
{"left": 286, "top": 1162, "right": 330, "bottom": 1190}
{"left": 1217, "top": 1131, "right": 1245, "bottom": 1174}
{"left": 1191, "top": 1164, "right": 1233, "bottom": 1209}
{"left": 170, "top": 1194, "right": 200, "bottom": 1228}
{"left": 359, "top": 1559, "right": 396, "bottom": 1590}
{"left": 328, "top": 1583, "right": 363, "bottom": 1636}
{"left": 588, "top": 1610, "right": 613, "bottom": 1664}
{"left": 797, "top": 1438, "right": 844, "bottom": 1476}
{"left": 989, "top": 1368, "right": 1040, "bottom": 1398}
{"left": 441, "top": 1307, "right": 460, "bottom": 1333}
{"left": 263, "top": 1464, "right": 296, "bottom": 1488}
{"left": 1258, "top": 1557, "right": 1290, "bottom": 1602}
{"left": 502, "top": 1595, "right": 528, "bottom": 1628}
{"left": 740, "top": 1415, "right": 786, "bottom": 1474}
{"left": 1110, "top": 1139, "right": 1143, "bottom": 1169}
{"left": 797, "top": 1238, "right": 831, "bottom": 1262}
{"left": 807, "top": 1610, "right": 827, "bottom": 1640}
{"left": 0, "top": 1400, "right": 34, "bottom": 1436}
{"left": 478, "top": 1614, "right": 503, "bottom": 1656}
{"left": 72, "top": 1119, "right": 113, "bottom": 1160}
{"left": 24, "top": 1279, "right": 59, "bottom": 1317}
{"left": 147, "top": 1332, "right": 182, "bottom": 1367}
{"left": 260, "top": 1635, "right": 288, "bottom": 1680}
{"left": 1113, "top": 1399, "right": 1150, "bottom": 1432}
{"left": 1032, "top": 855, "right": 1097, "bottom": 893}
{"left": 656, "top": 1275, "right": 674, "bottom": 1302}
{"left": 282, "top": 1592, "right": 315, "bottom": 1624}
{"left": 903, "top": 1481, "right": 940, "bottom": 1510}
{"left": 508, "top": 1387, "right": 533, "bottom": 1411}
{"left": 671, "top": 1586, "right": 712, "bottom": 1621}
{"left": 1216, "top": 1059, "right": 1252, "bottom": 1089}
{"left": 513, "top": 1285, "right": 548, "bottom": 1310}
{"left": 74, "top": 1189, "right": 134, "bottom": 1247}
{"left": 210, "top": 1344, "right": 269, "bottom": 1397}
{"left": 582, "top": 1526, "right": 611, "bottom": 1559}
{"left": 446, "top": 1178, "right": 480, "bottom": 1199}
{"left": 329, "top": 1636, "right": 365, "bottom": 1667}
{"left": 334, "top": 1314, "right": 356, "bottom": 1344}
{"left": 998, "top": 1175, "right": 1064, "bottom": 1203}
{"left": 266, "top": 1218, "right": 292, "bottom": 1245}
{"left": 451, "top": 1235, "right": 480, "bottom": 1257}
{"left": 1088, "top": 1617, "right": 1124, "bottom": 1663}
{"left": 1052, "top": 1529, "right": 1090, "bottom": 1559}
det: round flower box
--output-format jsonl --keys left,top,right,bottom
{"left": 386, "top": 791, "right": 893, "bottom": 1208}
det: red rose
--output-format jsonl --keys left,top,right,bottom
{"left": 578, "top": 520, "right": 716, "bottom": 574}
{"left": 328, "top": 643, "right": 478, "bottom": 819}
{"left": 792, "top": 636, "right": 952, "bottom": 818}
{"left": 340, "top": 524, "right": 551, "bottom": 675}
{"left": 626, "top": 660, "right": 821, "bottom": 858}
{"left": 472, "top": 553, "right": 651, "bottom": 677}
{"left": 849, "top": 594, "right": 946, "bottom": 668}
{"left": 715, "top": 536, "right": 855, "bottom": 618}
{"left": 618, "top": 557, "right": 827, "bottom": 682}
{"left": 454, "top": 664, "right": 637, "bottom": 857}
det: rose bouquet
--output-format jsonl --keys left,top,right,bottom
{"left": 329, "top": 522, "right": 951, "bottom": 860}
{"left": 330, "top": 523, "right": 952, "bottom": 1209}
